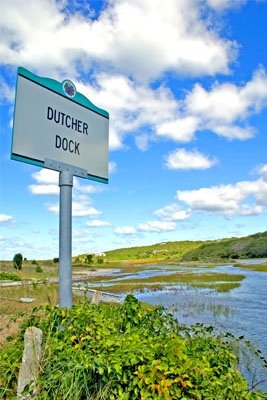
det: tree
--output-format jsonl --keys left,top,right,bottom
{"left": 13, "top": 253, "right": 23, "bottom": 270}
{"left": 86, "top": 254, "right": 93, "bottom": 264}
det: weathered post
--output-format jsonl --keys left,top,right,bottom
{"left": 17, "top": 327, "right": 43, "bottom": 399}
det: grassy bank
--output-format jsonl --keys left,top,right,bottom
{"left": 1, "top": 295, "right": 266, "bottom": 399}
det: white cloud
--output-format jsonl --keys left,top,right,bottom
{"left": 176, "top": 166, "right": 267, "bottom": 217}
{"left": 29, "top": 168, "right": 102, "bottom": 217}
{"left": 156, "top": 116, "right": 199, "bottom": 143}
{"left": 78, "top": 73, "right": 178, "bottom": 150}
{"left": 29, "top": 184, "right": 59, "bottom": 195}
{"left": 31, "top": 169, "right": 59, "bottom": 185}
{"left": 207, "top": 0, "right": 246, "bottom": 11}
{"left": 183, "top": 67, "right": 267, "bottom": 140}
{"left": 0, "top": 80, "right": 15, "bottom": 103}
{"left": 138, "top": 221, "right": 177, "bottom": 232}
{"left": 73, "top": 178, "right": 103, "bottom": 194}
{"left": 86, "top": 219, "right": 111, "bottom": 227}
{"left": 154, "top": 204, "right": 190, "bottom": 221}
{"left": 48, "top": 201, "right": 101, "bottom": 217}
{"left": 109, "top": 161, "right": 117, "bottom": 174}
{"left": 164, "top": 148, "right": 218, "bottom": 170}
{"left": 135, "top": 134, "right": 150, "bottom": 151}
{"left": 0, "top": 214, "right": 14, "bottom": 223}
{"left": 78, "top": 67, "right": 267, "bottom": 151}
{"left": 0, "top": 0, "right": 236, "bottom": 80}
{"left": 114, "top": 226, "right": 137, "bottom": 235}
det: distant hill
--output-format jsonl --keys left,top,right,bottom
{"left": 181, "top": 231, "right": 267, "bottom": 261}
{"left": 101, "top": 231, "right": 267, "bottom": 263}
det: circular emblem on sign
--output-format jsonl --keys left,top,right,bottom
{"left": 62, "top": 79, "right": 76, "bottom": 98}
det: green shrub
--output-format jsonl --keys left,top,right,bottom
{"left": 0, "top": 271, "right": 20, "bottom": 281}
{"left": 1, "top": 295, "right": 266, "bottom": 399}
{"left": 35, "top": 265, "right": 43, "bottom": 273}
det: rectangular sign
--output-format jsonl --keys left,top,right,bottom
{"left": 11, "top": 67, "right": 109, "bottom": 183}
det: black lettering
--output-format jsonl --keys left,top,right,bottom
{"left": 62, "top": 137, "right": 68, "bottom": 151}
{"left": 75, "top": 142, "right": 80, "bottom": 155}
{"left": 83, "top": 122, "right": 88, "bottom": 135}
{"left": 77, "top": 120, "right": 82, "bottom": 133}
{"left": 72, "top": 118, "right": 78, "bottom": 130}
{"left": 66, "top": 115, "right": 71, "bottom": 128}
{"left": 55, "top": 135, "right": 61, "bottom": 148}
{"left": 47, "top": 107, "right": 53, "bottom": 120}
{"left": 54, "top": 110, "right": 60, "bottom": 123}
{"left": 60, "top": 112, "right": 66, "bottom": 125}
{"left": 69, "top": 140, "right": 74, "bottom": 153}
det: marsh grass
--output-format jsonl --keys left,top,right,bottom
{"left": 234, "top": 263, "right": 267, "bottom": 272}
{"left": 91, "top": 272, "right": 245, "bottom": 294}
{"left": 191, "top": 282, "right": 241, "bottom": 292}
{"left": 172, "top": 297, "right": 234, "bottom": 318}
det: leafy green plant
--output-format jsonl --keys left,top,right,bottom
{"left": 35, "top": 265, "right": 43, "bottom": 273}
{"left": 1, "top": 295, "right": 266, "bottom": 399}
{"left": 13, "top": 253, "right": 23, "bottom": 270}
{"left": 0, "top": 271, "right": 21, "bottom": 281}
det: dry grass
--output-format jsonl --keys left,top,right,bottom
{"left": 0, "top": 283, "right": 83, "bottom": 347}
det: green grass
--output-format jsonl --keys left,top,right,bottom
{"left": 234, "top": 263, "right": 267, "bottom": 272}
{"left": 87, "top": 272, "right": 245, "bottom": 294}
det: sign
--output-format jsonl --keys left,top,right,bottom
{"left": 11, "top": 67, "right": 109, "bottom": 183}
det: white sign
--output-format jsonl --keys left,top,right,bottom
{"left": 12, "top": 68, "right": 109, "bottom": 183}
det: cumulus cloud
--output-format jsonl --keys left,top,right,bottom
{"left": 0, "top": 214, "right": 14, "bottom": 223}
{"left": 77, "top": 67, "right": 267, "bottom": 150}
{"left": 138, "top": 221, "right": 177, "bottom": 232}
{"left": 86, "top": 219, "right": 111, "bottom": 227}
{"left": 0, "top": 0, "right": 236, "bottom": 80}
{"left": 78, "top": 73, "right": 178, "bottom": 150}
{"left": 29, "top": 169, "right": 102, "bottom": 217}
{"left": 183, "top": 67, "right": 267, "bottom": 140}
{"left": 48, "top": 200, "right": 101, "bottom": 217}
{"left": 154, "top": 204, "right": 190, "bottom": 221}
{"left": 164, "top": 148, "right": 218, "bottom": 170}
{"left": 114, "top": 226, "right": 137, "bottom": 235}
{"left": 176, "top": 165, "right": 267, "bottom": 217}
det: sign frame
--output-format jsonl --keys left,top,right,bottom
{"left": 11, "top": 67, "right": 109, "bottom": 184}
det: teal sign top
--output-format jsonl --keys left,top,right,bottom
{"left": 11, "top": 67, "right": 109, "bottom": 183}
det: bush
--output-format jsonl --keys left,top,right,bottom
{"left": 32, "top": 259, "right": 37, "bottom": 265}
{"left": 13, "top": 253, "right": 23, "bottom": 270}
{"left": 35, "top": 265, "right": 43, "bottom": 273}
{"left": 1, "top": 295, "right": 266, "bottom": 399}
{"left": 0, "top": 272, "right": 20, "bottom": 281}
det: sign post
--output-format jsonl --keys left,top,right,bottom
{"left": 12, "top": 67, "right": 109, "bottom": 308}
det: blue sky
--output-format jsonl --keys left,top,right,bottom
{"left": 1, "top": 0, "right": 267, "bottom": 260}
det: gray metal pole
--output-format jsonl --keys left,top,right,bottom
{"left": 59, "top": 170, "right": 73, "bottom": 308}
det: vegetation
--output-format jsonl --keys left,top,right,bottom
{"left": 0, "top": 272, "right": 21, "bottom": 281}
{"left": 88, "top": 231, "right": 267, "bottom": 263}
{"left": 1, "top": 295, "right": 266, "bottom": 399}
{"left": 13, "top": 253, "right": 23, "bottom": 270}
{"left": 234, "top": 263, "right": 267, "bottom": 272}
{"left": 182, "top": 231, "right": 267, "bottom": 261}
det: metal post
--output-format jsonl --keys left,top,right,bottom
{"left": 59, "top": 170, "right": 73, "bottom": 308}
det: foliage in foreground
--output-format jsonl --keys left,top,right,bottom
{"left": 0, "top": 271, "right": 21, "bottom": 281}
{"left": 1, "top": 295, "right": 266, "bottom": 400}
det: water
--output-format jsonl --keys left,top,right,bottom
{"left": 136, "top": 263, "right": 267, "bottom": 391}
